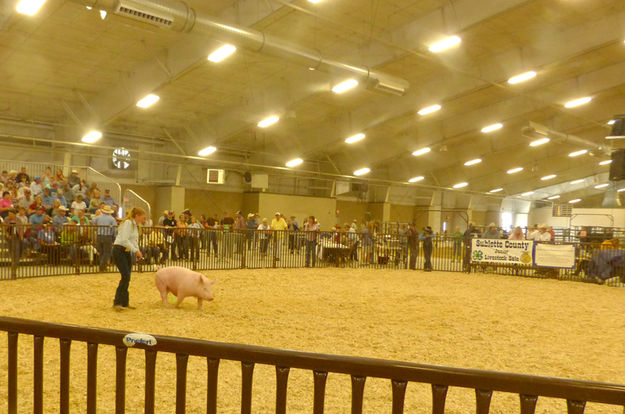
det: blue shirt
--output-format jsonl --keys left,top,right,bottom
{"left": 42, "top": 194, "right": 55, "bottom": 208}
{"left": 52, "top": 214, "right": 68, "bottom": 231}
{"left": 29, "top": 213, "right": 44, "bottom": 225}
{"left": 38, "top": 229, "right": 55, "bottom": 244}
{"left": 56, "top": 195, "right": 67, "bottom": 208}
{"left": 93, "top": 214, "right": 118, "bottom": 236}
{"left": 102, "top": 195, "right": 115, "bottom": 206}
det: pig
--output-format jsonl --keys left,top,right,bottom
{"left": 155, "top": 266, "right": 216, "bottom": 309}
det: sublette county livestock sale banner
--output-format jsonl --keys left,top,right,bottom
{"left": 471, "top": 239, "right": 534, "bottom": 265}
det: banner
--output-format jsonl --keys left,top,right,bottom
{"left": 471, "top": 239, "right": 533, "bottom": 265}
{"left": 534, "top": 243, "right": 575, "bottom": 268}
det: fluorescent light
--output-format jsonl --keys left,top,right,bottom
{"left": 453, "top": 182, "right": 468, "bottom": 189}
{"left": 489, "top": 188, "right": 503, "bottom": 193}
{"left": 428, "top": 36, "right": 462, "bottom": 53}
{"left": 198, "top": 146, "right": 217, "bottom": 156}
{"left": 332, "top": 79, "right": 359, "bottom": 94}
{"left": 599, "top": 160, "right": 613, "bottom": 166}
{"left": 541, "top": 174, "right": 557, "bottom": 181}
{"left": 208, "top": 44, "right": 236, "bottom": 63}
{"left": 521, "top": 191, "right": 535, "bottom": 197}
{"left": 530, "top": 138, "right": 550, "bottom": 147}
{"left": 408, "top": 176, "right": 424, "bottom": 183}
{"left": 99, "top": 9, "right": 107, "bottom": 19}
{"left": 569, "top": 199, "right": 582, "bottom": 204}
{"left": 595, "top": 183, "right": 609, "bottom": 189}
{"left": 547, "top": 195, "right": 560, "bottom": 200}
{"left": 464, "top": 158, "right": 482, "bottom": 166}
{"left": 136, "top": 94, "right": 160, "bottom": 109}
{"left": 608, "top": 120, "right": 616, "bottom": 125}
{"left": 568, "top": 149, "right": 588, "bottom": 157}
{"left": 570, "top": 179, "right": 585, "bottom": 185}
{"left": 345, "top": 133, "right": 365, "bottom": 144}
{"left": 285, "top": 158, "right": 303, "bottom": 168}
{"left": 307, "top": 0, "right": 322, "bottom": 3}
{"left": 508, "top": 71, "right": 537, "bottom": 85}
{"left": 618, "top": 188, "right": 625, "bottom": 193}
{"left": 81, "top": 130, "right": 102, "bottom": 144}
{"left": 481, "top": 123, "right": 503, "bottom": 133}
{"left": 257, "top": 115, "right": 280, "bottom": 128}
{"left": 507, "top": 167, "right": 523, "bottom": 174}
{"left": 564, "top": 97, "right": 592, "bottom": 108}
{"left": 418, "top": 104, "right": 441, "bottom": 116}
{"left": 85, "top": 6, "right": 92, "bottom": 10}
{"left": 354, "top": 168, "right": 370, "bottom": 176}
{"left": 16, "top": 0, "right": 46, "bottom": 15}
{"left": 412, "top": 147, "right": 431, "bottom": 156}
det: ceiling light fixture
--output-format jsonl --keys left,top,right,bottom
{"left": 285, "top": 158, "right": 303, "bottom": 168}
{"left": 571, "top": 179, "right": 585, "bottom": 185}
{"left": 595, "top": 183, "right": 609, "bottom": 189}
{"left": 569, "top": 199, "right": 582, "bottom": 204}
{"left": 453, "top": 182, "right": 468, "bottom": 189}
{"left": 81, "top": 130, "right": 102, "bottom": 144}
{"left": 489, "top": 188, "right": 503, "bottom": 193}
{"left": 541, "top": 174, "right": 557, "bottom": 181}
{"left": 354, "top": 167, "right": 370, "bottom": 176}
{"left": 198, "top": 146, "right": 217, "bottom": 156}
{"left": 481, "top": 123, "right": 503, "bottom": 133}
{"left": 412, "top": 147, "right": 431, "bottom": 156}
{"left": 408, "top": 176, "right": 425, "bottom": 183}
{"left": 521, "top": 191, "right": 535, "bottom": 196}
{"left": 599, "top": 160, "right": 613, "bottom": 166}
{"left": 508, "top": 71, "right": 537, "bottom": 85}
{"left": 208, "top": 44, "right": 237, "bottom": 63}
{"left": 16, "top": 0, "right": 47, "bottom": 15}
{"left": 332, "top": 79, "right": 358, "bottom": 94}
{"left": 257, "top": 115, "right": 280, "bottom": 128}
{"left": 345, "top": 133, "right": 366, "bottom": 144}
{"left": 464, "top": 158, "right": 482, "bottom": 166}
{"left": 547, "top": 195, "right": 560, "bottom": 200}
{"left": 136, "top": 94, "right": 160, "bottom": 109}
{"left": 307, "top": 0, "right": 322, "bottom": 3}
{"left": 608, "top": 120, "right": 616, "bottom": 125}
{"left": 618, "top": 188, "right": 625, "bottom": 193}
{"left": 418, "top": 104, "right": 442, "bottom": 116}
{"left": 529, "top": 138, "right": 550, "bottom": 147}
{"left": 428, "top": 36, "right": 462, "bottom": 53}
{"left": 564, "top": 97, "right": 592, "bottom": 108}
{"left": 568, "top": 149, "right": 588, "bottom": 157}
{"left": 507, "top": 167, "right": 523, "bottom": 174}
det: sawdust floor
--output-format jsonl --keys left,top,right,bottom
{"left": 0, "top": 268, "right": 624, "bottom": 413}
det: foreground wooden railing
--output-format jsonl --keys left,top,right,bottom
{"left": 1, "top": 316, "right": 624, "bottom": 413}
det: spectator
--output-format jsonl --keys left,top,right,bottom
{"left": 482, "top": 223, "right": 500, "bottom": 239}
{"left": 61, "top": 184, "right": 73, "bottom": 205}
{"left": 0, "top": 170, "right": 9, "bottom": 185}
{"left": 17, "top": 174, "right": 28, "bottom": 190}
{"left": 157, "top": 209, "right": 167, "bottom": 226}
{"left": 257, "top": 218, "right": 271, "bottom": 256}
{"left": 60, "top": 221, "right": 79, "bottom": 262}
{"left": 53, "top": 168, "right": 65, "bottom": 185}
{"left": 42, "top": 167, "right": 52, "bottom": 188}
{"left": 288, "top": 216, "right": 300, "bottom": 254}
{"left": 72, "top": 208, "right": 89, "bottom": 224}
{"left": 17, "top": 188, "right": 33, "bottom": 211}
{"left": 41, "top": 187, "right": 55, "bottom": 210}
{"left": 246, "top": 213, "right": 256, "bottom": 250}
{"left": 92, "top": 205, "right": 117, "bottom": 271}
{"left": 71, "top": 194, "right": 87, "bottom": 216}
{"left": 30, "top": 176, "right": 43, "bottom": 196}
{"left": 88, "top": 189, "right": 102, "bottom": 214}
{"left": 175, "top": 214, "right": 189, "bottom": 260}
{"left": 536, "top": 224, "right": 552, "bottom": 242}
{"left": 508, "top": 226, "right": 525, "bottom": 240}
{"left": 163, "top": 210, "right": 177, "bottom": 260}
{"left": 0, "top": 191, "right": 14, "bottom": 218}
{"left": 49, "top": 182, "right": 59, "bottom": 197}
{"left": 234, "top": 211, "right": 246, "bottom": 254}
{"left": 303, "top": 216, "right": 320, "bottom": 267}
{"left": 49, "top": 199, "right": 61, "bottom": 217}
{"left": 188, "top": 216, "right": 202, "bottom": 262}
{"left": 52, "top": 205, "right": 69, "bottom": 231}
{"left": 68, "top": 169, "right": 81, "bottom": 187}
{"left": 361, "top": 222, "right": 374, "bottom": 264}
{"left": 76, "top": 216, "right": 97, "bottom": 264}
{"left": 205, "top": 213, "right": 219, "bottom": 256}
{"left": 577, "top": 226, "right": 588, "bottom": 243}
{"left": 102, "top": 189, "right": 115, "bottom": 206}
{"left": 37, "top": 221, "right": 58, "bottom": 264}
{"left": 4, "top": 209, "right": 22, "bottom": 265}
{"left": 143, "top": 227, "right": 167, "bottom": 265}
{"left": 548, "top": 225, "right": 555, "bottom": 242}
{"left": 526, "top": 225, "right": 539, "bottom": 241}
{"left": 421, "top": 226, "right": 434, "bottom": 271}
{"left": 452, "top": 226, "right": 463, "bottom": 262}
{"left": 8, "top": 170, "right": 18, "bottom": 184}
{"left": 407, "top": 222, "right": 419, "bottom": 270}
{"left": 271, "top": 212, "right": 288, "bottom": 259}
{"left": 15, "top": 166, "right": 29, "bottom": 183}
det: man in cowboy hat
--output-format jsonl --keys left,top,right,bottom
{"left": 92, "top": 204, "right": 118, "bottom": 271}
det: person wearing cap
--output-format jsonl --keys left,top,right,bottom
{"left": 271, "top": 212, "right": 288, "bottom": 259}
{"left": 162, "top": 210, "right": 178, "bottom": 259}
{"left": 482, "top": 223, "right": 500, "bottom": 239}
{"left": 287, "top": 216, "right": 300, "bottom": 254}
{"left": 52, "top": 205, "right": 69, "bottom": 232}
{"left": 419, "top": 226, "right": 434, "bottom": 271}
{"left": 30, "top": 176, "right": 43, "bottom": 196}
{"left": 37, "top": 221, "right": 58, "bottom": 264}
{"left": 257, "top": 218, "right": 271, "bottom": 255}
{"left": 16, "top": 167, "right": 29, "bottom": 184}
{"left": 246, "top": 213, "right": 257, "bottom": 250}
{"left": 92, "top": 204, "right": 117, "bottom": 271}
{"left": 68, "top": 169, "right": 81, "bottom": 187}
{"left": 536, "top": 224, "right": 552, "bottom": 242}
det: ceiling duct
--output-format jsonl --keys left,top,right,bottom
{"left": 606, "top": 115, "right": 625, "bottom": 140}
{"left": 522, "top": 121, "right": 611, "bottom": 156}
{"left": 70, "top": 0, "right": 409, "bottom": 95}
{"left": 602, "top": 186, "right": 622, "bottom": 208}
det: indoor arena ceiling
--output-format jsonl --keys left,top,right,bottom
{"left": 1, "top": 0, "right": 625, "bottom": 204}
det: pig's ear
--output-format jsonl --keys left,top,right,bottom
{"left": 198, "top": 275, "right": 204, "bottom": 284}
{"left": 210, "top": 279, "right": 218, "bottom": 285}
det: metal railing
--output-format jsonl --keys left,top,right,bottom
{"left": 1, "top": 315, "right": 624, "bottom": 414}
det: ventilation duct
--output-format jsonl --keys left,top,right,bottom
{"left": 602, "top": 187, "right": 622, "bottom": 208}
{"left": 70, "top": 0, "right": 409, "bottom": 95}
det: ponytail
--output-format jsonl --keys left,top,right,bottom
{"left": 124, "top": 207, "right": 146, "bottom": 228}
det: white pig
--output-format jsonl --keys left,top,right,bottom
{"left": 155, "top": 266, "right": 216, "bottom": 309}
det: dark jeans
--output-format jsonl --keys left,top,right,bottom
{"left": 175, "top": 235, "right": 189, "bottom": 259}
{"left": 260, "top": 238, "right": 270, "bottom": 254}
{"left": 409, "top": 245, "right": 419, "bottom": 270}
{"left": 305, "top": 240, "right": 317, "bottom": 267}
{"left": 423, "top": 243, "right": 433, "bottom": 271}
{"left": 97, "top": 235, "right": 113, "bottom": 269}
{"left": 208, "top": 231, "right": 218, "bottom": 254}
{"left": 190, "top": 237, "right": 200, "bottom": 261}
{"left": 113, "top": 246, "right": 132, "bottom": 307}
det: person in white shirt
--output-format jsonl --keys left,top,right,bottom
{"left": 112, "top": 207, "right": 146, "bottom": 311}
{"left": 526, "top": 225, "right": 539, "bottom": 241}
{"left": 535, "top": 225, "right": 552, "bottom": 242}
{"left": 29, "top": 176, "right": 43, "bottom": 197}
{"left": 71, "top": 194, "right": 87, "bottom": 216}
{"left": 257, "top": 218, "right": 271, "bottom": 255}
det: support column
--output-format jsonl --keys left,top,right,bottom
{"left": 156, "top": 186, "right": 186, "bottom": 217}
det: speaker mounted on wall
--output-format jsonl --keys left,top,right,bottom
{"left": 609, "top": 149, "right": 625, "bottom": 181}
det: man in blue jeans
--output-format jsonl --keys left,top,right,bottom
{"left": 304, "top": 216, "right": 320, "bottom": 267}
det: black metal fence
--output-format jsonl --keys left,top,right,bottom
{"left": 2, "top": 315, "right": 625, "bottom": 414}
{"left": 0, "top": 224, "right": 624, "bottom": 287}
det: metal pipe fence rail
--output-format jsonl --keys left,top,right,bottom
{"left": 2, "top": 315, "right": 625, "bottom": 414}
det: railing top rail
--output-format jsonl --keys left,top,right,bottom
{"left": 1, "top": 316, "right": 624, "bottom": 405}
